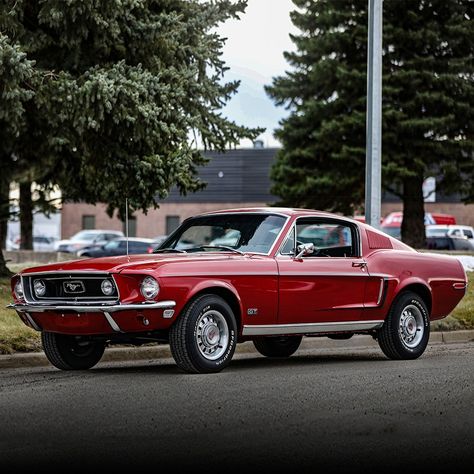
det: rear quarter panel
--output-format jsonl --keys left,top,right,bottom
{"left": 365, "top": 250, "right": 467, "bottom": 320}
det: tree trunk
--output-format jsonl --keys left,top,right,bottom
{"left": 0, "top": 174, "right": 12, "bottom": 277}
{"left": 20, "top": 181, "right": 33, "bottom": 250}
{"left": 401, "top": 175, "right": 426, "bottom": 248}
{"left": 0, "top": 176, "right": 8, "bottom": 250}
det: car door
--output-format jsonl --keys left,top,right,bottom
{"left": 276, "top": 217, "right": 369, "bottom": 325}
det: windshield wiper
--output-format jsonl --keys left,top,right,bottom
{"left": 153, "top": 248, "right": 187, "bottom": 254}
{"left": 187, "top": 245, "right": 245, "bottom": 255}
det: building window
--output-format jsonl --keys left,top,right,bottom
{"left": 166, "top": 215, "right": 180, "bottom": 235}
{"left": 123, "top": 216, "right": 137, "bottom": 237}
{"left": 82, "top": 215, "right": 95, "bottom": 230}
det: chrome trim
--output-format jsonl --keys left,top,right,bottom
{"left": 8, "top": 301, "right": 176, "bottom": 313}
{"left": 22, "top": 272, "right": 121, "bottom": 304}
{"left": 103, "top": 311, "right": 122, "bottom": 332}
{"left": 376, "top": 278, "right": 385, "bottom": 305}
{"left": 242, "top": 320, "right": 384, "bottom": 336}
{"left": 278, "top": 223, "right": 296, "bottom": 256}
{"left": 268, "top": 215, "right": 291, "bottom": 256}
{"left": 453, "top": 282, "right": 468, "bottom": 290}
{"left": 24, "top": 312, "right": 41, "bottom": 331}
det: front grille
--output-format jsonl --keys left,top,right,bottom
{"left": 23, "top": 273, "right": 118, "bottom": 303}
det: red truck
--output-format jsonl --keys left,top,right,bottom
{"left": 380, "top": 211, "right": 456, "bottom": 239}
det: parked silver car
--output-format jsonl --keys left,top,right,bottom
{"left": 55, "top": 230, "right": 124, "bottom": 253}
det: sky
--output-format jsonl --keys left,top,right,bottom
{"left": 217, "top": 0, "right": 298, "bottom": 148}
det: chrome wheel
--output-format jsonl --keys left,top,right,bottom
{"left": 399, "top": 304, "right": 424, "bottom": 348}
{"left": 196, "top": 310, "right": 229, "bottom": 360}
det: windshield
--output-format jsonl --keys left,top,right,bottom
{"left": 158, "top": 214, "right": 287, "bottom": 254}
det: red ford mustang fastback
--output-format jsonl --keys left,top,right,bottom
{"left": 9, "top": 208, "right": 468, "bottom": 373}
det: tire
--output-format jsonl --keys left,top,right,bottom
{"left": 169, "top": 294, "right": 237, "bottom": 373}
{"left": 377, "top": 291, "right": 430, "bottom": 360}
{"left": 41, "top": 332, "right": 105, "bottom": 370}
{"left": 253, "top": 336, "right": 302, "bottom": 358}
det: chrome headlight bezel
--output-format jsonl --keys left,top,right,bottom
{"left": 140, "top": 276, "right": 160, "bottom": 300}
{"left": 101, "top": 279, "right": 115, "bottom": 296}
{"left": 14, "top": 279, "right": 24, "bottom": 300}
{"left": 33, "top": 279, "right": 46, "bottom": 297}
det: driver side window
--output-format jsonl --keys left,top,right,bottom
{"left": 282, "top": 219, "right": 356, "bottom": 257}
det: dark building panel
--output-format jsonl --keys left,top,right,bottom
{"left": 161, "top": 148, "right": 278, "bottom": 204}
{"left": 158, "top": 147, "right": 464, "bottom": 205}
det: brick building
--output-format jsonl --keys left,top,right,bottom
{"left": 61, "top": 147, "right": 474, "bottom": 239}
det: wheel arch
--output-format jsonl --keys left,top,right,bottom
{"left": 184, "top": 283, "right": 243, "bottom": 332}
{"left": 395, "top": 280, "right": 432, "bottom": 315}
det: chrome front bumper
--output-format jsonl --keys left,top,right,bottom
{"left": 7, "top": 301, "right": 176, "bottom": 333}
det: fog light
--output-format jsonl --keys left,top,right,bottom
{"left": 33, "top": 279, "right": 46, "bottom": 297}
{"left": 140, "top": 276, "right": 159, "bottom": 300}
{"left": 101, "top": 279, "right": 114, "bottom": 296}
{"left": 14, "top": 280, "right": 24, "bottom": 299}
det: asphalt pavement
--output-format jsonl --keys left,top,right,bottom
{"left": 0, "top": 337, "right": 473, "bottom": 473}
{"left": 1, "top": 329, "right": 473, "bottom": 368}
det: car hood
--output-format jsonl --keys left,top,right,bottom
{"left": 20, "top": 252, "right": 255, "bottom": 275}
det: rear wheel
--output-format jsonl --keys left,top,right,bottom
{"left": 377, "top": 291, "right": 430, "bottom": 360}
{"left": 41, "top": 332, "right": 105, "bottom": 370}
{"left": 253, "top": 336, "right": 302, "bottom": 358}
{"left": 169, "top": 294, "right": 237, "bottom": 373}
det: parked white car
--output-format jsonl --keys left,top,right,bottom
{"left": 4, "top": 235, "right": 57, "bottom": 251}
{"left": 426, "top": 225, "right": 474, "bottom": 241}
{"left": 32, "top": 236, "right": 58, "bottom": 251}
{"left": 55, "top": 230, "right": 124, "bottom": 253}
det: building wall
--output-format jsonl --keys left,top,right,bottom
{"left": 61, "top": 202, "right": 269, "bottom": 239}
{"left": 62, "top": 200, "right": 474, "bottom": 239}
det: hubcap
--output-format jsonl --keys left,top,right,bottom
{"left": 399, "top": 304, "right": 424, "bottom": 348}
{"left": 196, "top": 310, "right": 229, "bottom": 360}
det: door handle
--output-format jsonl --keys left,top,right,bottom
{"left": 352, "top": 261, "right": 367, "bottom": 268}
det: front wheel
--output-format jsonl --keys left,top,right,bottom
{"left": 169, "top": 294, "right": 237, "bottom": 373}
{"left": 41, "top": 332, "right": 105, "bottom": 370}
{"left": 377, "top": 291, "right": 430, "bottom": 360}
{"left": 253, "top": 336, "right": 302, "bottom": 358}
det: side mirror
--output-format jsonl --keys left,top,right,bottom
{"left": 295, "top": 242, "right": 315, "bottom": 259}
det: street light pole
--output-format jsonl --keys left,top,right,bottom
{"left": 365, "top": 0, "right": 383, "bottom": 229}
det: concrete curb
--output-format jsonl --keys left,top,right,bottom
{"left": 1, "top": 330, "right": 473, "bottom": 370}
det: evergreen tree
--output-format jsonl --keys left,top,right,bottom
{"left": 0, "top": 32, "right": 34, "bottom": 275}
{"left": 0, "top": 0, "right": 260, "bottom": 250}
{"left": 267, "top": 0, "right": 474, "bottom": 247}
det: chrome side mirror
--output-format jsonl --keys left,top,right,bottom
{"left": 295, "top": 242, "right": 315, "bottom": 259}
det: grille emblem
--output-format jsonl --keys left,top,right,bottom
{"left": 63, "top": 281, "right": 86, "bottom": 294}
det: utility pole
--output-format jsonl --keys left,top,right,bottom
{"left": 365, "top": 0, "right": 383, "bottom": 228}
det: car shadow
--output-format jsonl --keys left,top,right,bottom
{"left": 85, "top": 350, "right": 388, "bottom": 376}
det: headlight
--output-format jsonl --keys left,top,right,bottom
{"left": 140, "top": 276, "right": 159, "bottom": 300}
{"left": 33, "top": 279, "right": 46, "bottom": 297}
{"left": 14, "top": 280, "right": 24, "bottom": 299}
{"left": 101, "top": 279, "right": 115, "bottom": 296}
